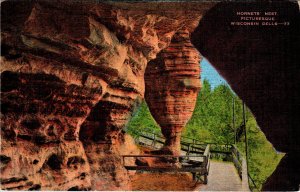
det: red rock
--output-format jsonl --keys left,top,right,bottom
{"left": 1, "top": 1, "right": 214, "bottom": 190}
{"left": 2, "top": 1, "right": 299, "bottom": 191}
{"left": 145, "top": 29, "right": 201, "bottom": 155}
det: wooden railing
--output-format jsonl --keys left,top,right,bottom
{"left": 130, "top": 129, "right": 259, "bottom": 191}
{"left": 231, "top": 145, "right": 243, "bottom": 179}
{"left": 122, "top": 144, "right": 211, "bottom": 184}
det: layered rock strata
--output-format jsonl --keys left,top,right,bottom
{"left": 145, "top": 29, "right": 201, "bottom": 155}
{"left": 2, "top": 0, "right": 299, "bottom": 191}
{"left": 0, "top": 0, "right": 213, "bottom": 190}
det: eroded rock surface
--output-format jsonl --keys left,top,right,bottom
{"left": 0, "top": 0, "right": 213, "bottom": 190}
{"left": 145, "top": 29, "right": 201, "bottom": 155}
{"left": 2, "top": 0, "right": 299, "bottom": 191}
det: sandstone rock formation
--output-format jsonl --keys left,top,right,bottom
{"left": 145, "top": 29, "right": 201, "bottom": 155}
{"left": 0, "top": 0, "right": 214, "bottom": 190}
{"left": 1, "top": 0, "right": 299, "bottom": 191}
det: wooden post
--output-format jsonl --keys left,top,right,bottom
{"left": 187, "top": 144, "right": 191, "bottom": 155}
{"left": 242, "top": 157, "right": 250, "bottom": 191}
{"left": 204, "top": 174, "right": 208, "bottom": 184}
{"left": 243, "top": 102, "right": 250, "bottom": 191}
{"left": 192, "top": 173, "right": 196, "bottom": 180}
{"left": 232, "top": 97, "right": 236, "bottom": 144}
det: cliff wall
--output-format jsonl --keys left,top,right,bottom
{"left": 0, "top": 1, "right": 213, "bottom": 190}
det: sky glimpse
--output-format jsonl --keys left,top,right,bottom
{"left": 200, "top": 58, "right": 229, "bottom": 89}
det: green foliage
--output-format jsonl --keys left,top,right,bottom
{"left": 235, "top": 113, "right": 284, "bottom": 190}
{"left": 126, "top": 100, "right": 161, "bottom": 136}
{"left": 127, "top": 79, "right": 283, "bottom": 190}
{"left": 184, "top": 80, "right": 242, "bottom": 144}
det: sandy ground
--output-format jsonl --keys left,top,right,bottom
{"left": 129, "top": 145, "right": 202, "bottom": 191}
{"left": 130, "top": 172, "right": 201, "bottom": 191}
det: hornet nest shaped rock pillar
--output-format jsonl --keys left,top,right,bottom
{"left": 145, "top": 28, "right": 202, "bottom": 155}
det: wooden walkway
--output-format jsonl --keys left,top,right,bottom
{"left": 128, "top": 130, "right": 251, "bottom": 191}
{"left": 199, "top": 161, "right": 245, "bottom": 191}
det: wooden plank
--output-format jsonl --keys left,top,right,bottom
{"left": 204, "top": 144, "right": 210, "bottom": 156}
{"left": 122, "top": 155, "right": 206, "bottom": 158}
{"left": 124, "top": 166, "right": 207, "bottom": 173}
{"left": 181, "top": 144, "right": 206, "bottom": 152}
{"left": 140, "top": 134, "right": 165, "bottom": 143}
{"left": 210, "top": 150, "right": 231, "bottom": 154}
